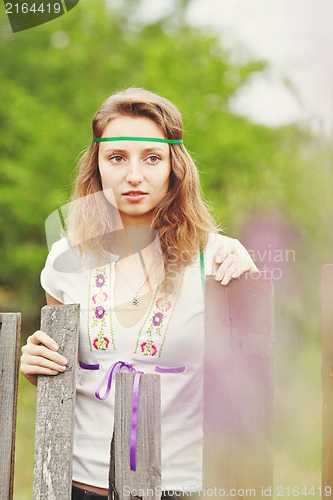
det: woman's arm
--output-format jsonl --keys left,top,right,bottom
{"left": 45, "top": 291, "right": 63, "bottom": 305}
{"left": 20, "top": 293, "right": 68, "bottom": 386}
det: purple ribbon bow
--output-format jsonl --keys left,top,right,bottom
{"left": 95, "top": 360, "right": 142, "bottom": 471}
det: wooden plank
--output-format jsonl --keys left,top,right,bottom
{"left": 0, "top": 312, "right": 21, "bottom": 500}
{"left": 32, "top": 304, "right": 79, "bottom": 500}
{"left": 203, "top": 273, "right": 274, "bottom": 499}
{"left": 110, "top": 372, "right": 161, "bottom": 500}
{"left": 322, "top": 265, "right": 333, "bottom": 498}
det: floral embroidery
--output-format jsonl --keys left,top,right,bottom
{"left": 93, "top": 336, "right": 110, "bottom": 350}
{"left": 88, "top": 267, "right": 115, "bottom": 352}
{"left": 92, "top": 292, "right": 108, "bottom": 305}
{"left": 155, "top": 296, "right": 171, "bottom": 312}
{"left": 95, "top": 273, "right": 106, "bottom": 288}
{"left": 140, "top": 340, "right": 157, "bottom": 357}
{"left": 95, "top": 305, "right": 106, "bottom": 320}
{"left": 152, "top": 312, "right": 164, "bottom": 327}
{"left": 87, "top": 264, "right": 183, "bottom": 356}
{"left": 134, "top": 273, "right": 183, "bottom": 358}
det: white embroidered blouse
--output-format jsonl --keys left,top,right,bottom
{"left": 40, "top": 233, "right": 253, "bottom": 491}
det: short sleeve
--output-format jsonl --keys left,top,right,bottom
{"left": 40, "top": 237, "right": 70, "bottom": 303}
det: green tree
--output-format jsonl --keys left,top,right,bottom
{"left": 2, "top": 1, "right": 332, "bottom": 497}
{"left": 0, "top": 0, "right": 332, "bottom": 334}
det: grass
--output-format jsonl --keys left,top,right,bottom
{"left": 273, "top": 340, "right": 322, "bottom": 498}
{"left": 13, "top": 373, "right": 36, "bottom": 499}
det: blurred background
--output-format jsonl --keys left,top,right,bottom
{"left": 0, "top": 0, "right": 332, "bottom": 497}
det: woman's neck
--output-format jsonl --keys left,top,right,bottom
{"left": 101, "top": 225, "right": 157, "bottom": 260}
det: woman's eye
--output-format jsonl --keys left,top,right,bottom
{"left": 147, "top": 155, "right": 161, "bottom": 164}
{"left": 110, "top": 155, "right": 124, "bottom": 164}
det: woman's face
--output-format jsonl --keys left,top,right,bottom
{"left": 98, "top": 116, "right": 171, "bottom": 226}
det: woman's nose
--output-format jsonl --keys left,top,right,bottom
{"left": 126, "top": 162, "right": 143, "bottom": 184}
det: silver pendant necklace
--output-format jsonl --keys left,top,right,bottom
{"left": 116, "top": 262, "right": 151, "bottom": 306}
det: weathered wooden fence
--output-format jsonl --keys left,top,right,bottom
{"left": 322, "top": 265, "right": 333, "bottom": 499}
{"left": 33, "top": 304, "right": 80, "bottom": 500}
{"left": 0, "top": 312, "right": 21, "bottom": 500}
{"left": 203, "top": 273, "right": 274, "bottom": 499}
{"left": 1, "top": 272, "right": 276, "bottom": 500}
{"left": 110, "top": 372, "right": 161, "bottom": 500}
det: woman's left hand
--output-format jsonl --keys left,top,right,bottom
{"left": 212, "top": 244, "right": 258, "bottom": 286}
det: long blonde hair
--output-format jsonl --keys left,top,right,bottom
{"left": 67, "top": 87, "right": 218, "bottom": 284}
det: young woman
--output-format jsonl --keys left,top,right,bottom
{"left": 20, "top": 88, "right": 257, "bottom": 499}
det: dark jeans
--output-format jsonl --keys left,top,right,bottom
{"left": 72, "top": 485, "right": 108, "bottom": 499}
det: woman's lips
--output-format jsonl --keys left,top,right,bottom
{"left": 122, "top": 191, "right": 148, "bottom": 202}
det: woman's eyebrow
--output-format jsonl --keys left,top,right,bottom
{"left": 141, "top": 147, "right": 166, "bottom": 154}
{"left": 103, "top": 147, "right": 127, "bottom": 154}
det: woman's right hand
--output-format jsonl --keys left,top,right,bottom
{"left": 20, "top": 330, "right": 68, "bottom": 386}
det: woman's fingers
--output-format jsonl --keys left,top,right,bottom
{"left": 22, "top": 343, "right": 67, "bottom": 368}
{"left": 20, "top": 330, "right": 68, "bottom": 386}
{"left": 212, "top": 244, "right": 235, "bottom": 274}
{"left": 215, "top": 255, "right": 239, "bottom": 285}
{"left": 23, "top": 330, "right": 68, "bottom": 366}
{"left": 213, "top": 245, "right": 254, "bottom": 285}
{"left": 22, "top": 353, "right": 67, "bottom": 374}
{"left": 26, "top": 330, "right": 59, "bottom": 351}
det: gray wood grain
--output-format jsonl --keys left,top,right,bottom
{"left": 33, "top": 304, "right": 79, "bottom": 500}
{"left": 203, "top": 273, "right": 274, "bottom": 498}
{"left": 0, "top": 312, "right": 21, "bottom": 500}
{"left": 110, "top": 373, "right": 161, "bottom": 500}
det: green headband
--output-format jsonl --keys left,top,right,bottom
{"left": 92, "top": 136, "right": 183, "bottom": 144}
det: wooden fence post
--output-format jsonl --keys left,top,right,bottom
{"left": 33, "top": 304, "right": 79, "bottom": 500}
{"left": 322, "top": 265, "right": 333, "bottom": 498}
{"left": 110, "top": 372, "right": 161, "bottom": 500}
{"left": 203, "top": 273, "right": 274, "bottom": 498}
{"left": 0, "top": 312, "right": 21, "bottom": 500}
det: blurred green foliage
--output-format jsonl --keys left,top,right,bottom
{"left": 0, "top": 1, "right": 332, "bottom": 496}
{"left": 1, "top": 0, "right": 332, "bottom": 333}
